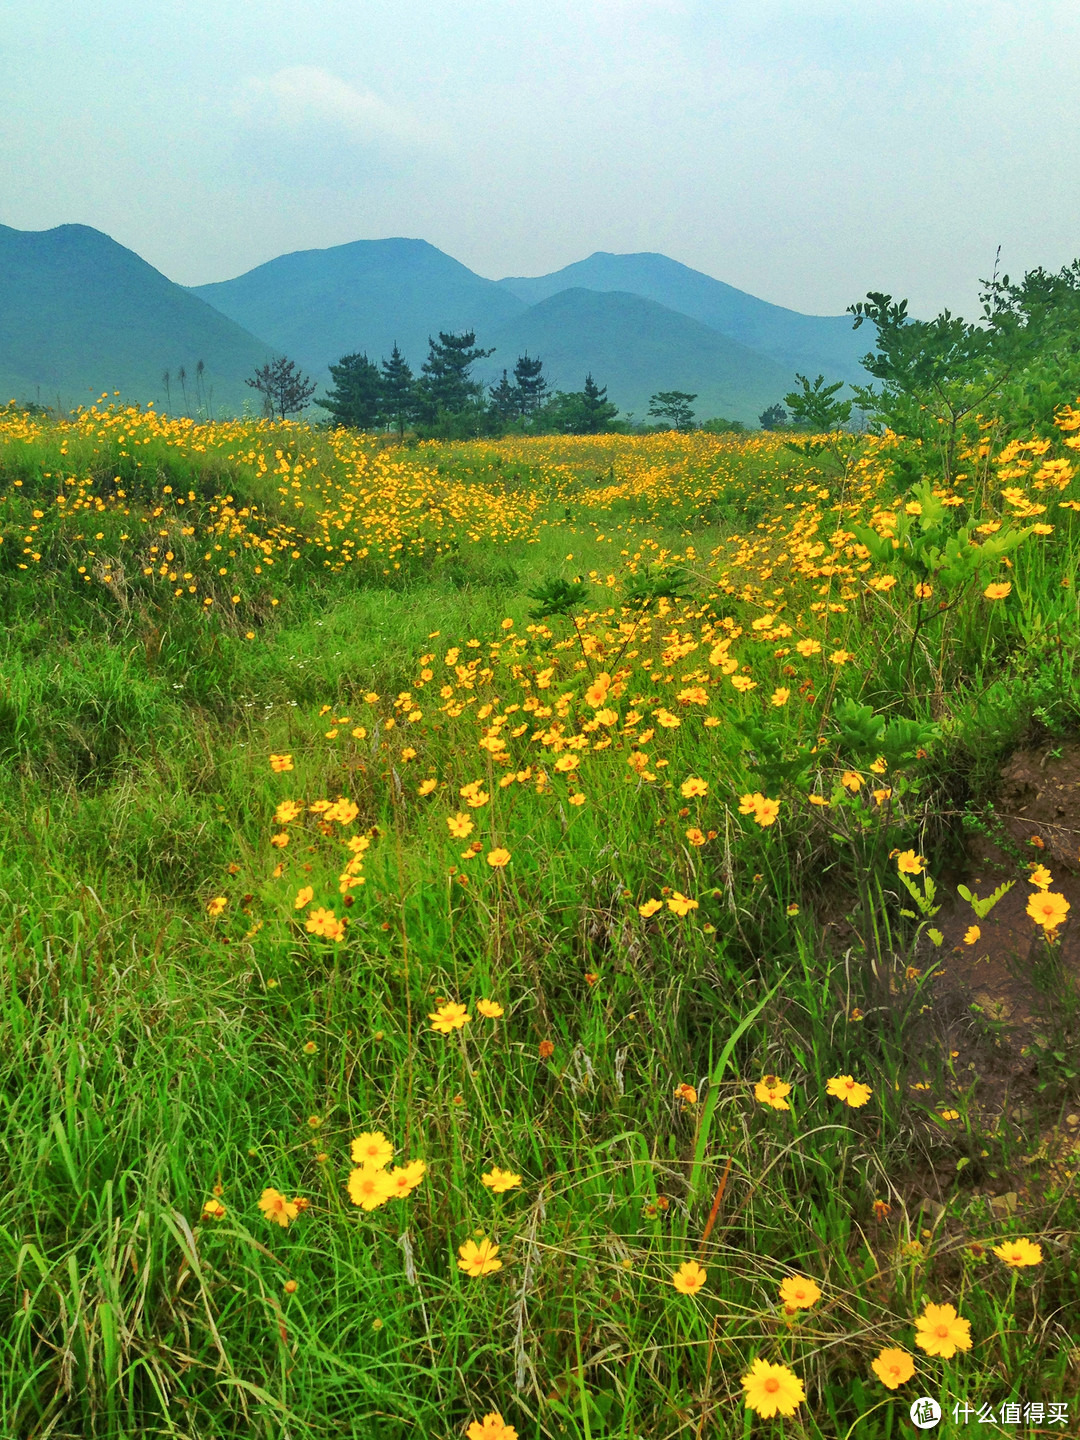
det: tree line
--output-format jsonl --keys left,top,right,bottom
{"left": 245, "top": 333, "right": 752, "bottom": 438}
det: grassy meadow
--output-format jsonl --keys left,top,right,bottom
{"left": 0, "top": 400, "right": 1078, "bottom": 1438}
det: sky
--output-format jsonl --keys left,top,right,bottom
{"left": 4, "top": 0, "right": 1080, "bottom": 318}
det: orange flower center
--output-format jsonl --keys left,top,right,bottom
{"left": 935, "top": 1325, "right": 949, "bottom": 1338}
{"left": 764, "top": 1378, "right": 779, "bottom": 1393}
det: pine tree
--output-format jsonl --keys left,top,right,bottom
{"left": 416, "top": 331, "right": 495, "bottom": 421}
{"left": 576, "top": 374, "right": 619, "bottom": 434}
{"left": 648, "top": 390, "right": 697, "bottom": 431}
{"left": 513, "top": 352, "right": 549, "bottom": 416}
{"left": 380, "top": 344, "right": 417, "bottom": 440}
{"left": 488, "top": 369, "right": 521, "bottom": 424}
{"left": 315, "top": 352, "right": 383, "bottom": 430}
{"left": 245, "top": 357, "right": 317, "bottom": 420}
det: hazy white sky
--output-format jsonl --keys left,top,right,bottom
{"left": 5, "top": 0, "right": 1080, "bottom": 317}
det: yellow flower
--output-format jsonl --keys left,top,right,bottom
{"left": 387, "top": 1159, "right": 427, "bottom": 1198}
{"left": 829, "top": 649, "right": 854, "bottom": 665}
{"left": 638, "top": 898, "right": 664, "bottom": 917}
{"left": 826, "top": 1074, "right": 872, "bottom": 1107}
{"left": 270, "top": 831, "right": 290, "bottom": 848}
{"left": 1028, "top": 864, "right": 1053, "bottom": 890}
{"left": 429, "top": 1002, "right": 471, "bottom": 1033}
{"left": 568, "top": 792, "right": 586, "bottom": 806}
{"left": 351, "top": 1132, "right": 393, "bottom": 1167}
{"left": 656, "top": 709, "right": 681, "bottom": 728}
{"left": 992, "top": 1237, "right": 1043, "bottom": 1268}
{"left": 770, "top": 687, "right": 790, "bottom": 706}
{"left": 666, "top": 891, "right": 698, "bottom": 916}
{"left": 779, "top": 1275, "right": 821, "bottom": 1311}
{"left": 795, "top": 638, "right": 821, "bottom": 657}
{"left": 672, "top": 1260, "right": 707, "bottom": 1295}
{"left": 680, "top": 776, "right": 708, "bottom": 798}
{"left": 871, "top": 1347, "right": 915, "bottom": 1389}
{"left": 754, "top": 1075, "right": 792, "bottom": 1110}
{"left": 983, "top": 581, "right": 1012, "bottom": 600}
{"left": 294, "top": 886, "right": 314, "bottom": 910}
{"left": 554, "top": 754, "right": 579, "bottom": 772}
{"left": 840, "top": 770, "right": 863, "bottom": 791}
{"left": 346, "top": 1166, "right": 394, "bottom": 1211}
{"left": 458, "top": 1237, "right": 502, "bottom": 1276}
{"left": 584, "top": 673, "right": 611, "bottom": 707}
{"left": 740, "top": 1358, "right": 805, "bottom": 1418}
{"left": 417, "top": 778, "right": 437, "bottom": 796}
{"left": 447, "top": 813, "right": 474, "bottom": 838}
{"left": 685, "top": 827, "right": 706, "bottom": 846}
{"left": 486, "top": 848, "right": 511, "bottom": 868}
{"left": 258, "top": 1188, "right": 299, "bottom": 1228}
{"left": 674, "top": 1082, "right": 698, "bottom": 1104}
{"left": 269, "top": 754, "right": 293, "bottom": 773}
{"left": 481, "top": 1167, "right": 522, "bottom": 1193}
{"left": 1026, "top": 890, "right": 1069, "bottom": 933}
{"left": 467, "top": 1411, "right": 518, "bottom": 1440}
{"left": 963, "top": 924, "right": 980, "bottom": 945}
{"left": 201, "top": 1197, "right": 226, "bottom": 1220}
{"left": 914, "top": 582, "right": 934, "bottom": 600}
{"left": 895, "top": 850, "right": 925, "bottom": 875}
{"left": 305, "top": 908, "right": 346, "bottom": 940}
{"left": 275, "top": 800, "right": 302, "bottom": 824}
{"left": 731, "top": 674, "right": 757, "bottom": 692}
{"left": 206, "top": 896, "right": 227, "bottom": 917}
{"left": 752, "top": 796, "right": 780, "bottom": 826}
{"left": 477, "top": 998, "right": 504, "bottom": 1018}
{"left": 914, "top": 1301, "right": 972, "bottom": 1358}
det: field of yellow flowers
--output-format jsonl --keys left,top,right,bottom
{"left": 1, "top": 401, "right": 1078, "bottom": 1438}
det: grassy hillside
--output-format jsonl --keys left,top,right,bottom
{"left": 484, "top": 287, "right": 799, "bottom": 423}
{"left": 0, "top": 223, "right": 274, "bottom": 414}
{"left": 497, "top": 251, "right": 868, "bottom": 386}
{"left": 1, "top": 399, "right": 1078, "bottom": 1437}
{"left": 189, "top": 237, "right": 527, "bottom": 382}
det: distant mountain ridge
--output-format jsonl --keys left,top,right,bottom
{"left": 483, "top": 288, "right": 798, "bottom": 424}
{"left": 1, "top": 224, "right": 867, "bottom": 423}
{"left": 0, "top": 223, "right": 272, "bottom": 413}
{"left": 497, "top": 251, "right": 868, "bottom": 384}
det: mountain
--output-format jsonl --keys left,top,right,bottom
{"left": 189, "top": 238, "right": 527, "bottom": 382}
{"left": 484, "top": 288, "right": 797, "bottom": 424}
{"left": 0, "top": 223, "right": 274, "bottom": 413}
{"left": 497, "top": 251, "right": 867, "bottom": 384}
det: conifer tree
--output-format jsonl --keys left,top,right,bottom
{"left": 513, "top": 352, "right": 549, "bottom": 416}
{"left": 380, "top": 344, "right": 418, "bottom": 440}
{"left": 315, "top": 352, "right": 383, "bottom": 429}
{"left": 416, "top": 331, "right": 495, "bottom": 421}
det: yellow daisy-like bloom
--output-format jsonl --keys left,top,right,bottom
{"left": 351, "top": 1132, "right": 393, "bottom": 1167}
{"left": 477, "top": 998, "right": 504, "bottom": 1018}
{"left": 206, "top": 896, "right": 227, "bottom": 917}
{"left": 447, "top": 812, "right": 474, "bottom": 838}
{"left": 487, "top": 848, "right": 511, "bottom": 868}
{"left": 754, "top": 1075, "right": 792, "bottom": 1110}
{"left": 779, "top": 1275, "right": 821, "bottom": 1311}
{"left": 829, "top": 649, "right": 854, "bottom": 665}
{"left": 387, "top": 1159, "right": 427, "bottom": 1198}
{"left": 584, "top": 673, "right": 611, "bottom": 707}
{"left": 201, "top": 1197, "right": 226, "bottom": 1220}
{"left": 638, "top": 898, "right": 664, "bottom": 917}
{"left": 840, "top": 770, "right": 862, "bottom": 791}
{"left": 305, "top": 907, "right": 346, "bottom": 940}
{"left": 270, "top": 831, "right": 290, "bottom": 848}
{"left": 752, "top": 797, "right": 780, "bottom": 826}
{"left": 770, "top": 687, "right": 790, "bottom": 707}
{"left": 417, "top": 778, "right": 437, "bottom": 796}
{"left": 429, "top": 1002, "right": 471, "bottom": 1034}
{"left": 741, "top": 1358, "right": 806, "bottom": 1418}
{"left": 672, "top": 1260, "right": 708, "bottom": 1295}
{"left": 269, "top": 754, "right": 293, "bottom": 773}
{"left": 346, "top": 1165, "right": 394, "bottom": 1211}
{"left": 795, "top": 638, "right": 821, "bottom": 657}
{"left": 914, "top": 582, "right": 934, "bottom": 600}
{"left": 680, "top": 776, "right": 708, "bottom": 798}
{"left": 914, "top": 1301, "right": 972, "bottom": 1358}
{"left": 568, "top": 792, "right": 586, "bottom": 806}
{"left": 984, "top": 581, "right": 1012, "bottom": 600}
{"left": 992, "top": 1237, "right": 1043, "bottom": 1267}
{"left": 294, "top": 885, "right": 314, "bottom": 910}
{"left": 275, "top": 800, "right": 302, "bottom": 824}
{"left": 895, "top": 850, "right": 925, "bottom": 875}
{"left": 666, "top": 891, "right": 698, "bottom": 916}
{"left": 467, "top": 1411, "right": 519, "bottom": 1440}
{"left": 826, "top": 1075, "right": 872, "bottom": 1107}
{"left": 963, "top": 924, "right": 980, "bottom": 945}
{"left": 1026, "top": 890, "right": 1070, "bottom": 933}
{"left": 458, "top": 1237, "right": 502, "bottom": 1276}
{"left": 481, "top": 1167, "right": 523, "bottom": 1193}
{"left": 258, "top": 1188, "right": 299, "bottom": 1228}
{"left": 1028, "top": 864, "right": 1053, "bottom": 890}
{"left": 871, "top": 1347, "right": 915, "bottom": 1389}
